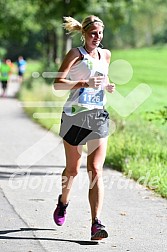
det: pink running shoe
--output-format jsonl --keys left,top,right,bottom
{"left": 53, "top": 195, "right": 68, "bottom": 226}
{"left": 91, "top": 218, "right": 108, "bottom": 240}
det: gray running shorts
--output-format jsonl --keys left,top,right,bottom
{"left": 59, "top": 109, "right": 109, "bottom": 146}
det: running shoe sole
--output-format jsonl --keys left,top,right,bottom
{"left": 91, "top": 229, "right": 108, "bottom": 240}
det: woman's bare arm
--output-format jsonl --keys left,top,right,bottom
{"left": 53, "top": 48, "right": 89, "bottom": 90}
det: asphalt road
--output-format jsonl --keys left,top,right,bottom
{"left": 0, "top": 80, "right": 167, "bottom": 252}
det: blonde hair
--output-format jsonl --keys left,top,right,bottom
{"left": 63, "top": 15, "right": 104, "bottom": 34}
{"left": 63, "top": 17, "right": 82, "bottom": 33}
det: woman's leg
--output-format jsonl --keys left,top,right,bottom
{"left": 60, "top": 140, "right": 83, "bottom": 205}
{"left": 87, "top": 137, "right": 108, "bottom": 223}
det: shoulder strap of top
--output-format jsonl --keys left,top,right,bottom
{"left": 77, "top": 46, "right": 90, "bottom": 60}
{"left": 78, "top": 46, "right": 106, "bottom": 61}
{"left": 78, "top": 46, "right": 88, "bottom": 55}
{"left": 97, "top": 47, "right": 105, "bottom": 60}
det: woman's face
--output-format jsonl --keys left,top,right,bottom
{"left": 84, "top": 23, "right": 103, "bottom": 48}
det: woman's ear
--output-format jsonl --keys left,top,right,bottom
{"left": 81, "top": 33, "right": 85, "bottom": 43}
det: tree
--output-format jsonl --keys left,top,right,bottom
{"left": 112, "top": 0, "right": 167, "bottom": 48}
{"left": 0, "top": 0, "right": 40, "bottom": 59}
{"left": 2, "top": 0, "right": 166, "bottom": 63}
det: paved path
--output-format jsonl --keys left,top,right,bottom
{"left": 0, "top": 81, "right": 167, "bottom": 252}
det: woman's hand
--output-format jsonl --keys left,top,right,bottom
{"left": 87, "top": 76, "right": 105, "bottom": 88}
{"left": 105, "top": 83, "right": 115, "bottom": 93}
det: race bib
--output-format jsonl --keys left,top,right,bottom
{"left": 78, "top": 88, "right": 104, "bottom": 108}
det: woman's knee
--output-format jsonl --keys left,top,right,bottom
{"left": 63, "top": 166, "right": 79, "bottom": 178}
{"left": 87, "top": 164, "right": 103, "bottom": 179}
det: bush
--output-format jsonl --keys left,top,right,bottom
{"left": 106, "top": 116, "right": 167, "bottom": 197}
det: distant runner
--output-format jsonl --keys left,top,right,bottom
{"left": 0, "top": 59, "right": 11, "bottom": 97}
{"left": 17, "top": 56, "right": 26, "bottom": 83}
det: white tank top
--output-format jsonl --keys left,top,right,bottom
{"left": 63, "top": 46, "right": 109, "bottom": 115}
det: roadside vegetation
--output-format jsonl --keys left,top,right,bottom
{"left": 19, "top": 46, "right": 167, "bottom": 198}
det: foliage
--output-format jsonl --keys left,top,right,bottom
{"left": 153, "top": 28, "right": 167, "bottom": 44}
{"left": 0, "top": 0, "right": 41, "bottom": 60}
{"left": 111, "top": 0, "right": 167, "bottom": 48}
{"left": 146, "top": 106, "right": 167, "bottom": 125}
{"left": 0, "top": 47, "right": 7, "bottom": 58}
{"left": 105, "top": 117, "right": 167, "bottom": 197}
{"left": 2, "top": 0, "right": 167, "bottom": 61}
{"left": 0, "top": 0, "right": 40, "bottom": 41}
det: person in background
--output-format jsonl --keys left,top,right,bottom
{"left": 0, "top": 58, "right": 11, "bottom": 97}
{"left": 17, "top": 56, "right": 26, "bottom": 83}
{"left": 53, "top": 15, "right": 115, "bottom": 240}
{"left": 6, "top": 59, "right": 15, "bottom": 73}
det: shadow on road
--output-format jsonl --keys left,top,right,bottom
{"left": 0, "top": 227, "right": 55, "bottom": 235}
{"left": 0, "top": 227, "right": 99, "bottom": 246}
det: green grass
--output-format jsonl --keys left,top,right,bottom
{"left": 19, "top": 46, "right": 167, "bottom": 198}
{"left": 110, "top": 46, "right": 167, "bottom": 112}
{"left": 106, "top": 46, "right": 167, "bottom": 197}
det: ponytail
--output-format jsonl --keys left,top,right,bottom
{"left": 63, "top": 17, "right": 82, "bottom": 33}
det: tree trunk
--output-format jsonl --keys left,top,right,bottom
{"left": 62, "top": 0, "right": 72, "bottom": 58}
{"left": 53, "top": 30, "right": 58, "bottom": 62}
